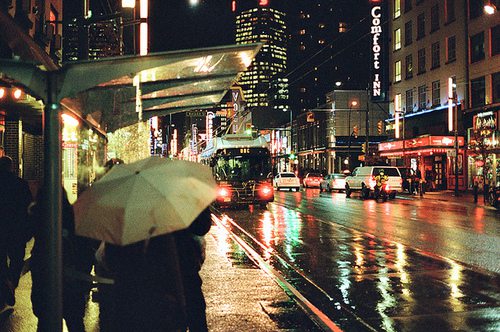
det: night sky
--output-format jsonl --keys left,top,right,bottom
{"left": 149, "top": 0, "right": 235, "bottom": 52}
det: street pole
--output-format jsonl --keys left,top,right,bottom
{"left": 365, "top": 89, "right": 369, "bottom": 161}
{"left": 347, "top": 105, "right": 352, "bottom": 171}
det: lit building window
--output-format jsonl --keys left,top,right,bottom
{"left": 394, "top": 60, "right": 402, "bottom": 82}
{"left": 394, "top": 28, "right": 401, "bottom": 50}
{"left": 339, "top": 22, "right": 347, "bottom": 33}
{"left": 394, "top": 0, "right": 401, "bottom": 18}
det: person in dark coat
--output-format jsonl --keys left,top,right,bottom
{"left": 101, "top": 206, "right": 212, "bottom": 332}
{"left": 29, "top": 187, "right": 94, "bottom": 332}
{"left": 173, "top": 207, "right": 212, "bottom": 332}
{"left": 0, "top": 156, "right": 32, "bottom": 311}
{"left": 104, "top": 235, "right": 187, "bottom": 332}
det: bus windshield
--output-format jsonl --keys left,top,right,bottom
{"left": 213, "top": 155, "right": 272, "bottom": 181}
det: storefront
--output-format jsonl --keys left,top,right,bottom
{"left": 61, "top": 109, "right": 107, "bottom": 203}
{"left": 467, "top": 109, "right": 500, "bottom": 189}
{"left": 378, "top": 135, "right": 466, "bottom": 191}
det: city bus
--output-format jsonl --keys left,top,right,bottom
{"left": 200, "top": 133, "right": 274, "bottom": 208}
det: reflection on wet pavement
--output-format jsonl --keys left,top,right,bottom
{"left": 214, "top": 198, "right": 500, "bottom": 332}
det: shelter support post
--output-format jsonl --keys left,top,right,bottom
{"left": 41, "top": 72, "right": 63, "bottom": 332}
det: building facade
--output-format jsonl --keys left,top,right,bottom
{"left": 386, "top": 0, "right": 500, "bottom": 190}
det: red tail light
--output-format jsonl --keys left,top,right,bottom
{"left": 218, "top": 187, "right": 230, "bottom": 198}
{"left": 260, "top": 185, "right": 274, "bottom": 197}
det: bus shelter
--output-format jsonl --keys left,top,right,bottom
{"left": 0, "top": 43, "right": 260, "bottom": 331}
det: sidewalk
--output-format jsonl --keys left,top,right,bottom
{"left": 400, "top": 189, "right": 497, "bottom": 208}
{"left": 0, "top": 225, "right": 312, "bottom": 332}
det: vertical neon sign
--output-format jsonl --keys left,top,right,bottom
{"left": 370, "top": 1, "right": 385, "bottom": 101}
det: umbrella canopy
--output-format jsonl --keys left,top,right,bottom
{"left": 74, "top": 157, "right": 216, "bottom": 245}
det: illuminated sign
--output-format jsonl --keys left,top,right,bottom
{"left": 379, "top": 136, "right": 465, "bottom": 151}
{"left": 473, "top": 111, "right": 497, "bottom": 132}
{"left": 370, "top": 2, "right": 385, "bottom": 101}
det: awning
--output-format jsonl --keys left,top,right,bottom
{"left": 1, "top": 43, "right": 261, "bottom": 132}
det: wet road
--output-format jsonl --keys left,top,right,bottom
{"left": 213, "top": 189, "right": 500, "bottom": 331}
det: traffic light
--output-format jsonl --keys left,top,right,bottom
{"left": 353, "top": 125, "right": 358, "bottom": 138}
{"left": 377, "top": 120, "right": 384, "bottom": 134}
{"left": 361, "top": 143, "right": 366, "bottom": 153}
{"left": 289, "top": 152, "right": 296, "bottom": 160}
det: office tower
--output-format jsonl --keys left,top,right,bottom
{"left": 234, "top": 0, "right": 289, "bottom": 128}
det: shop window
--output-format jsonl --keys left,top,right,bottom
{"left": 394, "top": 60, "right": 402, "bottom": 82}
{"left": 394, "top": 28, "right": 401, "bottom": 50}
{"left": 492, "top": 25, "right": 500, "bottom": 56}
{"left": 445, "top": 0, "right": 455, "bottom": 23}
{"left": 418, "top": 48, "right": 426, "bottom": 74}
{"left": 470, "top": 76, "right": 485, "bottom": 108}
{"left": 447, "top": 35, "right": 456, "bottom": 62}
{"left": 430, "top": 5, "right": 440, "bottom": 32}
{"left": 431, "top": 42, "right": 440, "bottom": 68}
{"left": 405, "top": 21, "right": 412, "bottom": 46}
{"left": 418, "top": 84, "right": 427, "bottom": 110}
{"left": 406, "top": 89, "right": 414, "bottom": 112}
{"left": 405, "top": 54, "right": 413, "bottom": 79}
{"left": 470, "top": 32, "right": 485, "bottom": 63}
{"left": 417, "top": 13, "right": 425, "bottom": 39}
{"left": 431, "top": 80, "right": 440, "bottom": 106}
{"left": 493, "top": 72, "right": 500, "bottom": 104}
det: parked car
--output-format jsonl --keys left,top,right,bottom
{"left": 273, "top": 172, "right": 301, "bottom": 191}
{"left": 303, "top": 173, "right": 323, "bottom": 188}
{"left": 320, "top": 173, "right": 347, "bottom": 192}
{"left": 345, "top": 166, "right": 402, "bottom": 199}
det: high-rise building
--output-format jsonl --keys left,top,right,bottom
{"left": 287, "top": 0, "right": 370, "bottom": 114}
{"left": 233, "top": 0, "right": 289, "bottom": 129}
{"left": 63, "top": 1, "right": 122, "bottom": 62}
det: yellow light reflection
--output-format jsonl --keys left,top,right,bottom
{"left": 260, "top": 211, "right": 273, "bottom": 260}
{"left": 239, "top": 51, "right": 253, "bottom": 67}
{"left": 376, "top": 268, "right": 397, "bottom": 332}
{"left": 448, "top": 260, "right": 464, "bottom": 311}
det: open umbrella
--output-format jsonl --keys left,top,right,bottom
{"left": 74, "top": 157, "right": 216, "bottom": 246}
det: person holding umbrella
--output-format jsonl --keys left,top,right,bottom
{"left": 74, "top": 157, "right": 217, "bottom": 332}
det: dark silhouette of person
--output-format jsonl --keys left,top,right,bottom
{"left": 101, "top": 206, "right": 213, "bottom": 332}
{"left": 104, "top": 235, "right": 187, "bottom": 332}
{"left": 0, "top": 156, "right": 32, "bottom": 312}
{"left": 173, "top": 206, "right": 212, "bottom": 332}
{"left": 29, "top": 187, "right": 94, "bottom": 332}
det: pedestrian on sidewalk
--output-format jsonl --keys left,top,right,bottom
{"left": 473, "top": 176, "right": 479, "bottom": 203}
{"left": 0, "top": 156, "right": 33, "bottom": 313}
{"left": 29, "top": 187, "right": 95, "bottom": 332}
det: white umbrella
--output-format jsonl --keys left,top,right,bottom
{"left": 74, "top": 157, "right": 216, "bottom": 246}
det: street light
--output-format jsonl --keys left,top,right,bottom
{"left": 347, "top": 100, "right": 358, "bottom": 171}
{"left": 448, "top": 77, "right": 460, "bottom": 197}
{"left": 484, "top": 2, "right": 497, "bottom": 15}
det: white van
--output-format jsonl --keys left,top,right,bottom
{"left": 345, "top": 166, "right": 402, "bottom": 198}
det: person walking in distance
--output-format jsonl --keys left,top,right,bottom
{"left": 0, "top": 156, "right": 33, "bottom": 313}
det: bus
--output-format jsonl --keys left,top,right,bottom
{"left": 200, "top": 133, "right": 274, "bottom": 208}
